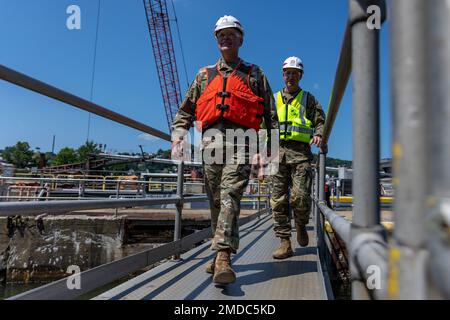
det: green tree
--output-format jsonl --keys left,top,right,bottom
{"left": 77, "top": 141, "right": 102, "bottom": 162}
{"left": 53, "top": 147, "right": 79, "bottom": 166}
{"left": 44, "top": 152, "right": 56, "bottom": 166}
{"left": 2, "top": 141, "right": 34, "bottom": 168}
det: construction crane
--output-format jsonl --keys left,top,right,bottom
{"left": 143, "top": 0, "right": 183, "bottom": 133}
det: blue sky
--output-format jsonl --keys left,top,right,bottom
{"left": 0, "top": 0, "right": 392, "bottom": 161}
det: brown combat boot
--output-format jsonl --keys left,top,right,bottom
{"left": 205, "top": 254, "right": 216, "bottom": 274}
{"left": 272, "top": 238, "right": 294, "bottom": 259}
{"left": 213, "top": 249, "right": 236, "bottom": 284}
{"left": 296, "top": 223, "right": 309, "bottom": 247}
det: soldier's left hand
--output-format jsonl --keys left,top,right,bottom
{"left": 310, "top": 135, "right": 322, "bottom": 147}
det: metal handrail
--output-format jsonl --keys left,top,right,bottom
{"left": 0, "top": 195, "right": 210, "bottom": 216}
{"left": 312, "top": 0, "right": 389, "bottom": 300}
{"left": 0, "top": 64, "right": 171, "bottom": 142}
{"left": 0, "top": 176, "right": 156, "bottom": 184}
{"left": 322, "top": 23, "right": 352, "bottom": 146}
{"left": 315, "top": 200, "right": 351, "bottom": 245}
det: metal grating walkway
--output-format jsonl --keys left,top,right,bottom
{"left": 94, "top": 213, "right": 331, "bottom": 300}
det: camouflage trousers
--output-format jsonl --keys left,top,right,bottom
{"left": 204, "top": 163, "right": 251, "bottom": 253}
{"left": 270, "top": 161, "right": 312, "bottom": 238}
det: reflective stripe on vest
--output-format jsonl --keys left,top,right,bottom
{"left": 276, "top": 90, "right": 314, "bottom": 143}
{"left": 195, "top": 62, "right": 264, "bottom": 131}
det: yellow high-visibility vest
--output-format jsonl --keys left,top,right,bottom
{"left": 275, "top": 90, "right": 314, "bottom": 143}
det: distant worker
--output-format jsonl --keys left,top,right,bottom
{"left": 171, "top": 15, "right": 278, "bottom": 283}
{"left": 271, "top": 56, "right": 326, "bottom": 259}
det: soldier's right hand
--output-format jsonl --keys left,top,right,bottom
{"left": 171, "top": 140, "right": 183, "bottom": 160}
{"left": 251, "top": 154, "right": 266, "bottom": 181}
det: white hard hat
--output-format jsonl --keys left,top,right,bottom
{"left": 282, "top": 56, "right": 304, "bottom": 71}
{"left": 214, "top": 15, "right": 244, "bottom": 36}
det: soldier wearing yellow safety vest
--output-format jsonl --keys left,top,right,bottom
{"left": 271, "top": 56, "right": 326, "bottom": 259}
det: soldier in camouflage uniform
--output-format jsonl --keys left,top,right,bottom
{"left": 171, "top": 15, "right": 278, "bottom": 284}
{"left": 271, "top": 56, "right": 325, "bottom": 259}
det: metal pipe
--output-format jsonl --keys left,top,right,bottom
{"left": 0, "top": 195, "right": 209, "bottom": 216}
{"left": 257, "top": 179, "right": 261, "bottom": 219}
{"left": 428, "top": 226, "right": 450, "bottom": 299}
{"left": 322, "top": 24, "right": 352, "bottom": 145}
{"left": 317, "top": 201, "right": 351, "bottom": 245}
{"left": 350, "top": 233, "right": 388, "bottom": 300}
{"left": 173, "top": 161, "right": 184, "bottom": 259}
{"left": 0, "top": 64, "right": 171, "bottom": 142}
{"left": 349, "top": 0, "right": 386, "bottom": 300}
{"left": 0, "top": 176, "right": 154, "bottom": 184}
{"left": 318, "top": 151, "right": 327, "bottom": 257}
{"left": 314, "top": 167, "right": 319, "bottom": 229}
{"left": 148, "top": 158, "right": 202, "bottom": 167}
{"left": 319, "top": 151, "right": 326, "bottom": 202}
{"left": 350, "top": 0, "right": 381, "bottom": 229}
{"left": 389, "top": 0, "right": 428, "bottom": 300}
{"left": 425, "top": 0, "right": 450, "bottom": 299}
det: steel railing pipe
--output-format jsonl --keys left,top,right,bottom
{"left": 389, "top": 0, "right": 429, "bottom": 300}
{"left": 174, "top": 161, "right": 184, "bottom": 259}
{"left": 317, "top": 201, "right": 351, "bottom": 245}
{"left": 350, "top": 0, "right": 382, "bottom": 229}
{"left": 322, "top": 24, "right": 352, "bottom": 145}
{"left": 350, "top": 233, "right": 388, "bottom": 300}
{"left": 425, "top": 0, "right": 450, "bottom": 299}
{"left": 349, "top": 0, "right": 386, "bottom": 300}
{"left": 0, "top": 195, "right": 208, "bottom": 216}
{"left": 317, "top": 151, "right": 327, "bottom": 257}
{"left": 148, "top": 158, "right": 202, "bottom": 167}
{"left": 0, "top": 64, "right": 171, "bottom": 142}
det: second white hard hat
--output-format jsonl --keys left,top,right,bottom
{"left": 282, "top": 56, "right": 304, "bottom": 71}
{"left": 214, "top": 15, "right": 244, "bottom": 36}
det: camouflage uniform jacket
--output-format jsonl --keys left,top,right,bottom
{"left": 171, "top": 58, "right": 278, "bottom": 145}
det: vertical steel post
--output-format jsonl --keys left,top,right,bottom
{"left": 173, "top": 161, "right": 184, "bottom": 260}
{"left": 349, "top": 0, "right": 385, "bottom": 300}
{"left": 310, "top": 169, "right": 316, "bottom": 219}
{"left": 314, "top": 166, "right": 319, "bottom": 229}
{"left": 424, "top": 0, "right": 450, "bottom": 299}
{"left": 389, "top": 0, "right": 428, "bottom": 299}
{"left": 257, "top": 179, "right": 261, "bottom": 219}
{"left": 115, "top": 181, "right": 120, "bottom": 216}
{"left": 318, "top": 150, "right": 327, "bottom": 258}
{"left": 319, "top": 152, "right": 326, "bottom": 202}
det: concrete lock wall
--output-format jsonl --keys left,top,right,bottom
{"left": 0, "top": 215, "right": 124, "bottom": 283}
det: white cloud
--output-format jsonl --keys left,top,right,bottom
{"left": 138, "top": 133, "right": 159, "bottom": 142}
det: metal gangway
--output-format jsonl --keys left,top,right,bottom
{"left": 0, "top": 0, "right": 449, "bottom": 300}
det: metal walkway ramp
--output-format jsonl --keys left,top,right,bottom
{"left": 94, "top": 213, "right": 332, "bottom": 300}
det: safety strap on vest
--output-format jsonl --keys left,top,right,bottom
{"left": 206, "top": 61, "right": 247, "bottom": 113}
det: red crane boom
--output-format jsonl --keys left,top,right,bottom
{"left": 143, "top": 0, "right": 183, "bottom": 133}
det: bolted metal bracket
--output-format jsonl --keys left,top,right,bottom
{"left": 349, "top": 227, "right": 387, "bottom": 281}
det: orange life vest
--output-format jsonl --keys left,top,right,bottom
{"left": 195, "top": 61, "right": 265, "bottom": 131}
